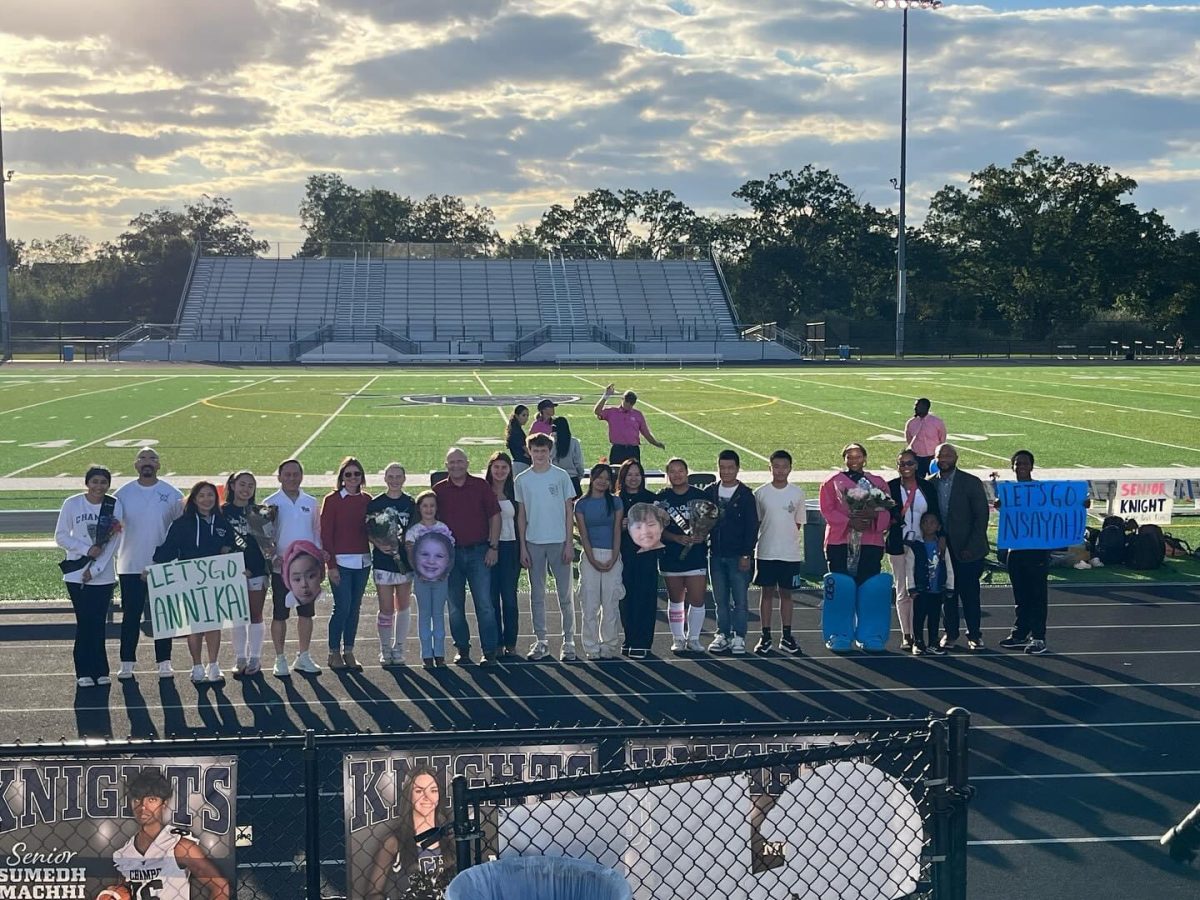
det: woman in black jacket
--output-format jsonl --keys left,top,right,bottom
{"left": 886, "top": 449, "right": 941, "bottom": 650}
{"left": 153, "top": 480, "right": 238, "bottom": 684}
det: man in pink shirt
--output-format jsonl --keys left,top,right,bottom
{"left": 593, "top": 383, "right": 665, "bottom": 465}
{"left": 904, "top": 398, "right": 947, "bottom": 478}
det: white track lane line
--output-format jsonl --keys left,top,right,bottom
{"left": 290, "top": 374, "right": 380, "bottom": 459}
{"left": 472, "top": 371, "right": 508, "bottom": 423}
{"left": 571, "top": 374, "right": 770, "bottom": 463}
{"left": 974, "top": 770, "right": 1200, "bottom": 781}
{"left": 0, "top": 375, "right": 177, "bottom": 416}
{"left": 969, "top": 836, "right": 1160, "bottom": 846}
{"left": 4, "top": 377, "right": 275, "bottom": 477}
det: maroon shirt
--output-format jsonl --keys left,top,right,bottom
{"left": 433, "top": 475, "right": 500, "bottom": 547}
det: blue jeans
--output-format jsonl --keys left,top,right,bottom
{"left": 710, "top": 556, "right": 750, "bottom": 638}
{"left": 416, "top": 577, "right": 449, "bottom": 659}
{"left": 328, "top": 564, "right": 371, "bottom": 652}
{"left": 447, "top": 544, "right": 499, "bottom": 653}
{"left": 489, "top": 540, "right": 520, "bottom": 650}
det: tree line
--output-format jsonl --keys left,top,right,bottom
{"left": 7, "top": 150, "right": 1198, "bottom": 337}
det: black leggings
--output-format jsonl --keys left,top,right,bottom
{"left": 912, "top": 591, "right": 943, "bottom": 648}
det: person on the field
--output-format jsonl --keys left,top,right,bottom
{"left": 553, "top": 415, "right": 586, "bottom": 497}
{"left": 221, "top": 470, "right": 269, "bottom": 676}
{"left": 504, "top": 405, "right": 532, "bottom": 474}
{"left": 904, "top": 398, "right": 947, "bottom": 479}
{"left": 928, "top": 442, "right": 990, "bottom": 651}
{"left": 530, "top": 398, "right": 556, "bottom": 435}
{"left": 820, "top": 443, "right": 891, "bottom": 584}
{"left": 616, "top": 459, "right": 659, "bottom": 658}
{"left": 366, "top": 463, "right": 416, "bottom": 666}
{"left": 56, "top": 466, "right": 124, "bottom": 688}
{"left": 656, "top": 458, "right": 708, "bottom": 653}
{"left": 107, "top": 769, "right": 230, "bottom": 900}
{"left": 485, "top": 452, "right": 521, "bottom": 658}
{"left": 152, "top": 481, "right": 237, "bottom": 685}
{"left": 575, "top": 463, "right": 625, "bottom": 660}
{"left": 516, "top": 433, "right": 577, "bottom": 661}
{"left": 705, "top": 449, "right": 758, "bottom": 656}
{"left": 752, "top": 450, "right": 806, "bottom": 656}
{"left": 114, "top": 447, "right": 182, "bottom": 680}
{"left": 886, "top": 449, "right": 940, "bottom": 652}
{"left": 593, "top": 384, "right": 665, "bottom": 465}
{"left": 264, "top": 458, "right": 324, "bottom": 677}
{"left": 998, "top": 449, "right": 1054, "bottom": 655}
{"left": 321, "top": 456, "right": 373, "bottom": 671}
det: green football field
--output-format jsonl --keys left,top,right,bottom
{"left": 2, "top": 363, "right": 1200, "bottom": 483}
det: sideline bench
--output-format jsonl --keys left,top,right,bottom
{"left": 555, "top": 353, "right": 723, "bottom": 369}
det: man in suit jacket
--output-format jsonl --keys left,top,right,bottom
{"left": 928, "top": 443, "right": 990, "bottom": 649}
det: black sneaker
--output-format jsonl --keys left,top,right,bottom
{"left": 453, "top": 648, "right": 472, "bottom": 666}
{"left": 778, "top": 634, "right": 801, "bottom": 655}
{"left": 1024, "top": 639, "right": 1048, "bottom": 655}
{"left": 925, "top": 644, "right": 947, "bottom": 657}
{"left": 999, "top": 635, "right": 1029, "bottom": 650}
{"left": 753, "top": 636, "right": 772, "bottom": 656}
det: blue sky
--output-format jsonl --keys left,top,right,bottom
{"left": 1, "top": 0, "right": 1198, "bottom": 247}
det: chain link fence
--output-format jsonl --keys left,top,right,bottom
{"left": 0, "top": 712, "right": 970, "bottom": 900}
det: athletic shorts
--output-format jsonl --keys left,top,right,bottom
{"left": 271, "top": 572, "right": 316, "bottom": 621}
{"left": 663, "top": 568, "right": 707, "bottom": 578}
{"left": 373, "top": 569, "right": 413, "bottom": 586}
{"left": 753, "top": 559, "right": 801, "bottom": 588}
{"left": 247, "top": 575, "right": 269, "bottom": 591}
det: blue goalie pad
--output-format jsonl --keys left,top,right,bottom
{"left": 822, "top": 572, "right": 856, "bottom": 652}
{"left": 855, "top": 572, "right": 894, "bottom": 651}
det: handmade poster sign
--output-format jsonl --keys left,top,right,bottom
{"left": 147, "top": 552, "right": 250, "bottom": 639}
{"left": 996, "top": 481, "right": 1089, "bottom": 550}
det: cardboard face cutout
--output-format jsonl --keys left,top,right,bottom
{"left": 413, "top": 532, "right": 454, "bottom": 581}
{"left": 626, "top": 502, "right": 667, "bottom": 552}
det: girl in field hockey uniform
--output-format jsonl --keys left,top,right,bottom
{"left": 656, "top": 458, "right": 709, "bottom": 653}
{"left": 366, "top": 463, "right": 416, "bottom": 666}
{"left": 55, "top": 466, "right": 125, "bottom": 687}
{"left": 616, "top": 459, "right": 658, "bottom": 658}
{"left": 153, "top": 481, "right": 237, "bottom": 684}
{"left": 221, "top": 470, "right": 270, "bottom": 676}
{"left": 321, "top": 456, "right": 373, "bottom": 671}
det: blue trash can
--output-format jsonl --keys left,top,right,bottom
{"left": 62, "top": 344, "right": 75, "bottom": 362}
{"left": 446, "top": 857, "right": 632, "bottom": 900}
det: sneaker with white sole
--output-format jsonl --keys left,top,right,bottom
{"left": 244, "top": 657, "right": 262, "bottom": 676}
{"left": 157, "top": 660, "right": 174, "bottom": 679}
{"left": 76, "top": 676, "right": 95, "bottom": 688}
{"left": 190, "top": 665, "right": 205, "bottom": 683}
{"left": 526, "top": 640, "right": 549, "bottom": 661}
{"left": 1025, "top": 639, "right": 1048, "bottom": 655}
{"left": 708, "top": 633, "right": 731, "bottom": 654}
{"left": 233, "top": 657, "right": 248, "bottom": 676}
{"left": 117, "top": 661, "right": 135, "bottom": 680}
{"left": 206, "top": 662, "right": 223, "bottom": 683}
{"left": 560, "top": 644, "right": 577, "bottom": 662}
{"left": 999, "top": 635, "right": 1030, "bottom": 650}
{"left": 686, "top": 638, "right": 704, "bottom": 653}
{"left": 778, "top": 634, "right": 801, "bottom": 655}
{"left": 730, "top": 635, "right": 747, "bottom": 655}
{"left": 670, "top": 637, "right": 687, "bottom": 654}
{"left": 294, "top": 652, "right": 322, "bottom": 674}
{"left": 272, "top": 655, "right": 291, "bottom": 678}
{"left": 753, "top": 636, "right": 772, "bottom": 656}
{"left": 96, "top": 675, "right": 112, "bottom": 686}
{"left": 967, "top": 637, "right": 985, "bottom": 651}
{"left": 390, "top": 648, "right": 405, "bottom": 666}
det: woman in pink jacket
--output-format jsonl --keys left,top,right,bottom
{"left": 818, "top": 443, "right": 892, "bottom": 583}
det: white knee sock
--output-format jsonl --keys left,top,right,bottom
{"left": 377, "top": 614, "right": 395, "bottom": 654}
{"left": 687, "top": 604, "right": 706, "bottom": 640}
{"left": 668, "top": 601, "right": 685, "bottom": 640}
{"left": 393, "top": 605, "right": 412, "bottom": 652}
{"left": 231, "top": 623, "right": 248, "bottom": 659}
{"left": 248, "top": 622, "right": 265, "bottom": 659}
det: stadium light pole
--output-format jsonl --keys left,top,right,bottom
{"left": 0, "top": 103, "right": 10, "bottom": 362}
{"left": 874, "top": 0, "right": 942, "bottom": 359}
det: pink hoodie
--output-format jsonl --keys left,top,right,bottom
{"left": 819, "top": 471, "right": 892, "bottom": 548}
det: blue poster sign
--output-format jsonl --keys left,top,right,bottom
{"left": 997, "top": 480, "right": 1089, "bottom": 550}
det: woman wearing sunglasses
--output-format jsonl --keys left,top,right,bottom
{"left": 320, "top": 457, "right": 373, "bottom": 670}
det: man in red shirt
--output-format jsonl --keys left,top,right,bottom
{"left": 904, "top": 398, "right": 947, "bottom": 479}
{"left": 593, "top": 384, "right": 665, "bottom": 465}
{"left": 433, "top": 447, "right": 502, "bottom": 666}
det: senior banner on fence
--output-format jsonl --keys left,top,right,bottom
{"left": 343, "top": 743, "right": 597, "bottom": 900}
{"left": 997, "top": 480, "right": 1090, "bottom": 550}
{"left": 1111, "top": 479, "right": 1175, "bottom": 526}
{"left": 0, "top": 756, "right": 237, "bottom": 900}
{"left": 147, "top": 552, "right": 250, "bottom": 639}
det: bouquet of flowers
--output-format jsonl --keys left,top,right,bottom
{"left": 366, "top": 507, "right": 409, "bottom": 573}
{"left": 665, "top": 498, "right": 721, "bottom": 561}
{"left": 243, "top": 503, "right": 278, "bottom": 561}
{"left": 843, "top": 483, "right": 894, "bottom": 575}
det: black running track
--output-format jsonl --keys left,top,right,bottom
{"left": 1, "top": 582, "right": 1198, "bottom": 899}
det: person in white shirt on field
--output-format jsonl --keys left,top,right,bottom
{"left": 752, "top": 450, "right": 807, "bottom": 657}
{"left": 114, "top": 447, "right": 183, "bottom": 680}
{"left": 263, "top": 458, "right": 324, "bottom": 677}
{"left": 55, "top": 466, "right": 125, "bottom": 687}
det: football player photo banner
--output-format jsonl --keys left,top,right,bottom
{"left": 343, "top": 744, "right": 596, "bottom": 900}
{"left": 0, "top": 757, "right": 237, "bottom": 900}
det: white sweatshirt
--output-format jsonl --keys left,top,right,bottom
{"left": 262, "top": 488, "right": 323, "bottom": 572}
{"left": 55, "top": 493, "right": 126, "bottom": 585}
{"left": 114, "top": 479, "right": 184, "bottom": 575}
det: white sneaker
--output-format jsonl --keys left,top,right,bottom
{"left": 233, "top": 657, "right": 248, "bottom": 675}
{"left": 686, "top": 638, "right": 704, "bottom": 653}
{"left": 206, "top": 662, "right": 224, "bottom": 683}
{"left": 390, "top": 647, "right": 405, "bottom": 665}
{"left": 272, "top": 655, "right": 291, "bottom": 678}
{"left": 1090, "top": 558, "right": 1104, "bottom": 568}
{"left": 76, "top": 676, "right": 95, "bottom": 688}
{"left": 117, "top": 661, "right": 136, "bottom": 680}
{"left": 157, "top": 660, "right": 174, "bottom": 679}
{"left": 526, "top": 641, "right": 549, "bottom": 661}
{"left": 96, "top": 675, "right": 112, "bottom": 686}
{"left": 560, "top": 643, "right": 577, "bottom": 662}
{"left": 730, "top": 636, "right": 747, "bottom": 655}
{"left": 190, "top": 665, "right": 205, "bottom": 683}
{"left": 708, "top": 633, "right": 730, "bottom": 653}
{"left": 670, "top": 637, "right": 687, "bottom": 653}
{"left": 294, "top": 651, "right": 322, "bottom": 674}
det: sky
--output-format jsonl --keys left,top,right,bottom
{"left": 1, "top": 0, "right": 1199, "bottom": 250}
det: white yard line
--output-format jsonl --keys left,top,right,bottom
{"left": 937, "top": 378, "right": 1200, "bottom": 423}
{"left": 0, "top": 375, "right": 177, "bottom": 416}
{"left": 4, "top": 377, "right": 275, "bottom": 477}
{"left": 571, "top": 374, "right": 770, "bottom": 463}
{"left": 290, "top": 374, "right": 380, "bottom": 459}
{"left": 472, "top": 371, "right": 509, "bottom": 423}
{"left": 953, "top": 370, "right": 1200, "bottom": 407}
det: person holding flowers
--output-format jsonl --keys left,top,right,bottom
{"left": 366, "top": 463, "right": 416, "bottom": 666}
{"left": 656, "top": 457, "right": 713, "bottom": 653}
{"left": 222, "top": 471, "right": 271, "bottom": 676}
{"left": 321, "top": 456, "right": 373, "bottom": 671}
{"left": 819, "top": 443, "right": 893, "bottom": 584}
